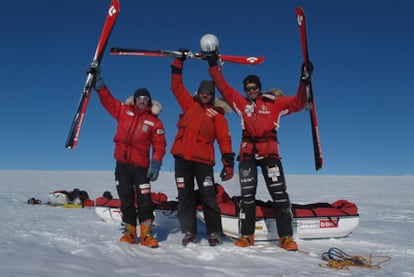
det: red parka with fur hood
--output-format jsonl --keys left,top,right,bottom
{"left": 170, "top": 60, "right": 233, "bottom": 166}
{"left": 97, "top": 87, "right": 167, "bottom": 168}
{"left": 208, "top": 66, "right": 308, "bottom": 161}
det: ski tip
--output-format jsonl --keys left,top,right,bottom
{"left": 113, "top": 0, "right": 121, "bottom": 11}
{"left": 296, "top": 6, "right": 305, "bottom": 14}
{"left": 249, "top": 56, "right": 265, "bottom": 65}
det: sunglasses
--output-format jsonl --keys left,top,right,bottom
{"left": 245, "top": 85, "right": 259, "bottom": 92}
{"left": 199, "top": 91, "right": 213, "bottom": 96}
{"left": 135, "top": 96, "right": 150, "bottom": 101}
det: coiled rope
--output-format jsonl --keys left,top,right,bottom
{"left": 320, "top": 247, "right": 391, "bottom": 270}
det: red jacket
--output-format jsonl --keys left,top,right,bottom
{"left": 170, "top": 61, "right": 233, "bottom": 166}
{"left": 208, "top": 66, "right": 308, "bottom": 160}
{"left": 97, "top": 87, "right": 166, "bottom": 168}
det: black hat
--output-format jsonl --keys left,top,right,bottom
{"left": 197, "top": 80, "right": 215, "bottom": 95}
{"left": 134, "top": 88, "right": 151, "bottom": 99}
{"left": 243, "top": 74, "right": 262, "bottom": 90}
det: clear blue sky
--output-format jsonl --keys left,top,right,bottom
{"left": 1, "top": 0, "right": 413, "bottom": 176}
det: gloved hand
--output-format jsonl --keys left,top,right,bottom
{"left": 147, "top": 160, "right": 162, "bottom": 182}
{"left": 205, "top": 51, "right": 219, "bottom": 67}
{"left": 301, "top": 61, "right": 314, "bottom": 84}
{"left": 220, "top": 152, "right": 235, "bottom": 181}
{"left": 178, "top": 48, "right": 189, "bottom": 62}
{"left": 87, "top": 63, "right": 106, "bottom": 90}
{"left": 86, "top": 62, "right": 100, "bottom": 75}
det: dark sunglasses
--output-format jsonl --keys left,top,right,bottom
{"left": 199, "top": 91, "right": 213, "bottom": 96}
{"left": 245, "top": 85, "right": 258, "bottom": 92}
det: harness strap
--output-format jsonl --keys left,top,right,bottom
{"left": 242, "top": 130, "right": 277, "bottom": 143}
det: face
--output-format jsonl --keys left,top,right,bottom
{"left": 135, "top": 95, "right": 150, "bottom": 110}
{"left": 244, "top": 83, "right": 260, "bottom": 100}
{"left": 198, "top": 91, "right": 213, "bottom": 104}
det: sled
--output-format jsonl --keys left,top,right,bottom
{"left": 94, "top": 184, "right": 359, "bottom": 240}
{"left": 94, "top": 195, "right": 178, "bottom": 228}
{"left": 48, "top": 189, "right": 94, "bottom": 207}
{"left": 197, "top": 184, "right": 359, "bottom": 240}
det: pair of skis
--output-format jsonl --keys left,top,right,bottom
{"left": 110, "top": 48, "right": 265, "bottom": 65}
{"left": 65, "top": 0, "right": 120, "bottom": 149}
{"left": 65, "top": 2, "right": 323, "bottom": 171}
{"left": 296, "top": 7, "right": 324, "bottom": 171}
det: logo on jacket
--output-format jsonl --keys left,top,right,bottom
{"left": 244, "top": 104, "right": 254, "bottom": 117}
{"left": 258, "top": 104, "right": 270, "bottom": 115}
{"left": 126, "top": 110, "right": 135, "bottom": 117}
{"left": 144, "top": 120, "right": 155, "bottom": 126}
{"left": 206, "top": 108, "right": 218, "bottom": 118}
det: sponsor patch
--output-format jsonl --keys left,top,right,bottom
{"left": 203, "top": 176, "right": 214, "bottom": 187}
{"left": 144, "top": 120, "right": 155, "bottom": 126}
{"left": 139, "top": 183, "right": 151, "bottom": 189}
{"left": 176, "top": 177, "right": 185, "bottom": 188}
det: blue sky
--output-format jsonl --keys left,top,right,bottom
{"left": 1, "top": 0, "right": 413, "bottom": 176}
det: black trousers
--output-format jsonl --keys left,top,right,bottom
{"left": 115, "top": 161, "right": 154, "bottom": 226}
{"left": 238, "top": 157, "right": 293, "bottom": 238}
{"left": 174, "top": 157, "right": 221, "bottom": 235}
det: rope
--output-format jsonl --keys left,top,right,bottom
{"left": 320, "top": 247, "right": 391, "bottom": 270}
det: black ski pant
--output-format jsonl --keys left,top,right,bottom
{"left": 115, "top": 161, "right": 154, "bottom": 226}
{"left": 238, "top": 157, "right": 293, "bottom": 238}
{"left": 174, "top": 157, "right": 221, "bottom": 235}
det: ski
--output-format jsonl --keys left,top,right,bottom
{"left": 65, "top": 0, "right": 121, "bottom": 149}
{"left": 296, "top": 7, "right": 324, "bottom": 171}
{"left": 110, "top": 48, "right": 265, "bottom": 65}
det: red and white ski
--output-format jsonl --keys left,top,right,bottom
{"left": 110, "top": 48, "right": 265, "bottom": 65}
{"left": 296, "top": 7, "right": 324, "bottom": 170}
{"left": 65, "top": 0, "right": 120, "bottom": 149}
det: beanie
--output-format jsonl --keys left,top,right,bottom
{"left": 242, "top": 74, "right": 262, "bottom": 90}
{"left": 197, "top": 80, "right": 215, "bottom": 95}
{"left": 134, "top": 88, "right": 151, "bottom": 99}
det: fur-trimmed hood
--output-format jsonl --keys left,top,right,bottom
{"left": 124, "top": 96, "right": 162, "bottom": 116}
{"left": 213, "top": 97, "right": 232, "bottom": 113}
{"left": 261, "top": 88, "right": 285, "bottom": 101}
{"left": 193, "top": 92, "right": 232, "bottom": 114}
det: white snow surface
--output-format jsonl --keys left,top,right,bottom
{"left": 1, "top": 170, "right": 413, "bottom": 277}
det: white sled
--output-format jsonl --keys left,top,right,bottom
{"left": 197, "top": 212, "right": 359, "bottom": 240}
{"left": 95, "top": 184, "right": 359, "bottom": 241}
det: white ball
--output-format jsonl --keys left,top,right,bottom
{"left": 200, "top": 33, "right": 219, "bottom": 53}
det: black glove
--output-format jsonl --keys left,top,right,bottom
{"left": 86, "top": 63, "right": 106, "bottom": 90}
{"left": 301, "top": 61, "right": 314, "bottom": 84}
{"left": 178, "top": 48, "right": 189, "bottom": 62}
{"left": 220, "top": 152, "right": 235, "bottom": 181}
{"left": 205, "top": 51, "right": 219, "bottom": 67}
{"left": 87, "top": 63, "right": 100, "bottom": 76}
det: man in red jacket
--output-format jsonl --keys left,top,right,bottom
{"left": 89, "top": 65, "right": 167, "bottom": 248}
{"left": 205, "top": 52, "right": 313, "bottom": 251}
{"left": 170, "top": 49, "right": 235, "bottom": 247}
